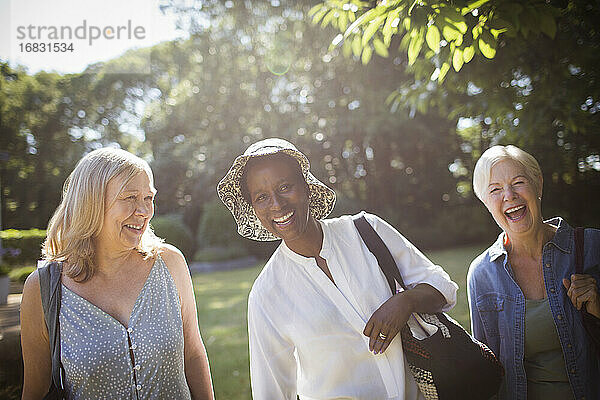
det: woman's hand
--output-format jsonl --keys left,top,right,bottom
{"left": 563, "top": 274, "right": 600, "bottom": 319}
{"left": 363, "top": 292, "right": 415, "bottom": 355}
{"left": 364, "top": 284, "right": 446, "bottom": 355}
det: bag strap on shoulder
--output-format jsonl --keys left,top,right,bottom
{"left": 352, "top": 215, "right": 407, "bottom": 294}
{"left": 38, "top": 261, "right": 65, "bottom": 393}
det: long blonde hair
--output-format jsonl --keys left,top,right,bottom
{"left": 43, "top": 148, "right": 163, "bottom": 282}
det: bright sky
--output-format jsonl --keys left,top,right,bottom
{"left": 0, "top": 0, "right": 188, "bottom": 74}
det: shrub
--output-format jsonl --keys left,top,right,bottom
{"left": 195, "top": 200, "right": 251, "bottom": 260}
{"left": 384, "top": 204, "right": 498, "bottom": 250}
{"left": 0, "top": 229, "right": 46, "bottom": 266}
{"left": 8, "top": 266, "right": 36, "bottom": 282}
{"left": 151, "top": 214, "right": 196, "bottom": 260}
{"left": 197, "top": 199, "right": 241, "bottom": 247}
{"left": 196, "top": 199, "right": 275, "bottom": 261}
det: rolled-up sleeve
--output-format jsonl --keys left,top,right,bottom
{"left": 365, "top": 212, "right": 458, "bottom": 311}
{"left": 248, "top": 289, "right": 297, "bottom": 400}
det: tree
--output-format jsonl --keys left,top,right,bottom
{"left": 310, "top": 0, "right": 561, "bottom": 82}
{"left": 309, "top": 0, "right": 600, "bottom": 226}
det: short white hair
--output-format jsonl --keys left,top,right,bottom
{"left": 473, "top": 145, "right": 543, "bottom": 202}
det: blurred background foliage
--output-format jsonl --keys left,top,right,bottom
{"left": 0, "top": 0, "right": 599, "bottom": 260}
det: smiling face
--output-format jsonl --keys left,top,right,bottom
{"left": 244, "top": 155, "right": 311, "bottom": 244}
{"left": 96, "top": 170, "right": 156, "bottom": 253}
{"left": 484, "top": 159, "right": 543, "bottom": 238}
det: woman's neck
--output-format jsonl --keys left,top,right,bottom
{"left": 506, "top": 222, "right": 556, "bottom": 259}
{"left": 92, "top": 241, "right": 139, "bottom": 277}
{"left": 284, "top": 217, "right": 324, "bottom": 259}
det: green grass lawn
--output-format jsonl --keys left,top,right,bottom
{"left": 195, "top": 243, "right": 489, "bottom": 400}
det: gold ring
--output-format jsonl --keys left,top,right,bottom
{"left": 378, "top": 332, "right": 387, "bottom": 340}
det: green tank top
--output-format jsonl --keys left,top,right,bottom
{"left": 524, "top": 297, "right": 574, "bottom": 400}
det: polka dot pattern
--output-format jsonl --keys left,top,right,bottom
{"left": 59, "top": 256, "right": 191, "bottom": 399}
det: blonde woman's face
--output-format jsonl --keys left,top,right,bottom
{"left": 97, "top": 171, "right": 156, "bottom": 252}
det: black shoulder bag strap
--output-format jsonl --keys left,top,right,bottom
{"left": 353, "top": 215, "right": 433, "bottom": 336}
{"left": 353, "top": 215, "right": 407, "bottom": 295}
{"left": 38, "top": 262, "right": 66, "bottom": 398}
{"left": 574, "top": 227, "right": 600, "bottom": 356}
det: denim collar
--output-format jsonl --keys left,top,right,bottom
{"left": 546, "top": 217, "right": 573, "bottom": 254}
{"left": 488, "top": 216, "right": 572, "bottom": 262}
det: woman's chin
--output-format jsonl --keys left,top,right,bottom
{"left": 503, "top": 216, "right": 536, "bottom": 236}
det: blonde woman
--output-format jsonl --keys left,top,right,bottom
{"left": 20, "top": 148, "right": 214, "bottom": 399}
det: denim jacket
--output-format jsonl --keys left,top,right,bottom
{"left": 467, "top": 217, "right": 600, "bottom": 400}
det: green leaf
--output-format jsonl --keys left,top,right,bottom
{"left": 385, "top": 90, "right": 398, "bottom": 105}
{"left": 344, "top": 8, "right": 378, "bottom": 39}
{"left": 307, "top": 4, "right": 323, "bottom": 18}
{"left": 438, "top": 62, "right": 451, "bottom": 82}
{"left": 442, "top": 24, "right": 462, "bottom": 42}
{"left": 490, "top": 28, "right": 507, "bottom": 39}
{"left": 472, "top": 24, "right": 482, "bottom": 40}
{"left": 373, "top": 38, "right": 389, "bottom": 57}
{"left": 384, "top": 30, "right": 394, "bottom": 47}
{"left": 399, "top": 31, "right": 412, "bottom": 50}
{"left": 352, "top": 35, "right": 363, "bottom": 57}
{"left": 342, "top": 39, "right": 353, "bottom": 58}
{"left": 321, "top": 9, "right": 336, "bottom": 28}
{"left": 539, "top": 11, "right": 557, "bottom": 39}
{"left": 452, "top": 20, "right": 468, "bottom": 35}
{"left": 362, "top": 45, "right": 373, "bottom": 64}
{"left": 362, "top": 15, "right": 386, "bottom": 46}
{"left": 339, "top": 11, "right": 348, "bottom": 32}
{"left": 452, "top": 48, "right": 464, "bottom": 71}
{"left": 478, "top": 30, "right": 497, "bottom": 58}
{"left": 426, "top": 25, "right": 441, "bottom": 53}
{"left": 439, "top": 6, "right": 467, "bottom": 34}
{"left": 463, "top": 45, "right": 475, "bottom": 63}
{"left": 519, "top": 6, "right": 539, "bottom": 37}
{"left": 490, "top": 18, "right": 516, "bottom": 38}
{"left": 461, "top": 0, "right": 491, "bottom": 16}
{"left": 383, "top": 8, "right": 401, "bottom": 45}
{"left": 312, "top": 8, "right": 329, "bottom": 25}
{"left": 348, "top": 11, "right": 356, "bottom": 23}
{"left": 408, "top": 29, "right": 424, "bottom": 65}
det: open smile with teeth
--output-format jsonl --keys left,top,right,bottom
{"left": 504, "top": 205, "right": 526, "bottom": 222}
{"left": 125, "top": 223, "right": 144, "bottom": 231}
{"left": 273, "top": 211, "right": 295, "bottom": 226}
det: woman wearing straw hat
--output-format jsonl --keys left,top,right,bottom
{"left": 217, "top": 138, "right": 458, "bottom": 400}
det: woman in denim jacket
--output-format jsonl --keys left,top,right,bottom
{"left": 467, "top": 145, "right": 600, "bottom": 400}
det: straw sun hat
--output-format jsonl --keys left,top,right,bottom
{"left": 217, "top": 138, "right": 336, "bottom": 241}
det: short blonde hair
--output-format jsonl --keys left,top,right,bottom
{"left": 473, "top": 145, "right": 543, "bottom": 202}
{"left": 43, "top": 148, "right": 163, "bottom": 282}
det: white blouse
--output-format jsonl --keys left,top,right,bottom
{"left": 248, "top": 212, "right": 458, "bottom": 400}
